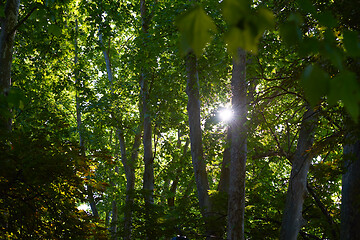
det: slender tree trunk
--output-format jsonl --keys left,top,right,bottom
{"left": 74, "top": 20, "right": 99, "bottom": 218}
{"left": 227, "top": 49, "right": 247, "bottom": 240}
{"left": 218, "top": 128, "right": 231, "bottom": 194}
{"left": 185, "top": 52, "right": 226, "bottom": 239}
{"left": 0, "top": 0, "right": 20, "bottom": 132}
{"left": 117, "top": 128, "right": 141, "bottom": 240}
{"left": 307, "top": 183, "right": 339, "bottom": 239}
{"left": 280, "top": 107, "right": 316, "bottom": 240}
{"left": 185, "top": 52, "right": 211, "bottom": 214}
{"left": 139, "top": 1, "right": 155, "bottom": 238}
{"left": 167, "top": 138, "right": 190, "bottom": 207}
{"left": 340, "top": 120, "right": 360, "bottom": 240}
{"left": 141, "top": 72, "right": 154, "bottom": 205}
{"left": 99, "top": 29, "right": 121, "bottom": 239}
{"left": 140, "top": 0, "right": 154, "bottom": 206}
{"left": 110, "top": 168, "right": 119, "bottom": 239}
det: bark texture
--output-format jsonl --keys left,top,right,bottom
{"left": 140, "top": 0, "right": 154, "bottom": 206}
{"left": 185, "top": 52, "right": 211, "bottom": 215}
{"left": 280, "top": 107, "right": 316, "bottom": 240}
{"left": 227, "top": 49, "right": 247, "bottom": 240}
{"left": 140, "top": 1, "right": 155, "bottom": 239}
{"left": 341, "top": 124, "right": 360, "bottom": 240}
{"left": 0, "top": 0, "right": 20, "bottom": 132}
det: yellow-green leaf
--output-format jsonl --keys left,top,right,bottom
{"left": 176, "top": 6, "right": 217, "bottom": 57}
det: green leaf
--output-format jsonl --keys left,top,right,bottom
{"left": 0, "top": 5, "right": 5, "bottom": 18}
{"left": 7, "top": 87, "right": 27, "bottom": 110}
{"left": 176, "top": 6, "right": 217, "bottom": 56}
{"left": 316, "top": 11, "right": 337, "bottom": 28}
{"left": 280, "top": 14, "right": 303, "bottom": 46}
{"left": 297, "top": 0, "right": 316, "bottom": 14}
{"left": 301, "top": 64, "right": 330, "bottom": 106}
{"left": 222, "top": 0, "right": 273, "bottom": 54}
{"left": 328, "top": 71, "right": 360, "bottom": 120}
{"left": 222, "top": 0, "right": 250, "bottom": 25}
{"left": 48, "top": 24, "right": 62, "bottom": 36}
{"left": 299, "top": 37, "right": 319, "bottom": 56}
{"left": 256, "top": 8, "right": 275, "bottom": 31}
{"left": 343, "top": 30, "right": 360, "bottom": 57}
{"left": 225, "top": 26, "right": 259, "bottom": 54}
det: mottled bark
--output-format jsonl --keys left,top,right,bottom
{"left": 280, "top": 107, "right": 316, "bottom": 240}
{"left": 0, "top": 0, "right": 20, "bottom": 132}
{"left": 341, "top": 123, "right": 360, "bottom": 240}
{"left": 227, "top": 49, "right": 247, "bottom": 240}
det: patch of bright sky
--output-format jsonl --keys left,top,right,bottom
{"left": 78, "top": 203, "right": 91, "bottom": 212}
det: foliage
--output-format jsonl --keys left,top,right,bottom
{"left": 0, "top": 127, "right": 106, "bottom": 239}
{"left": 1, "top": 0, "right": 359, "bottom": 239}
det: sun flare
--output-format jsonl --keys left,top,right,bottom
{"left": 219, "top": 108, "right": 233, "bottom": 122}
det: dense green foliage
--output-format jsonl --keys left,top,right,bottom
{"left": 1, "top": 0, "right": 359, "bottom": 239}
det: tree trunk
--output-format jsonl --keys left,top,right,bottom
{"left": 167, "top": 138, "right": 190, "bottom": 207}
{"left": 185, "top": 52, "right": 227, "bottom": 239}
{"left": 117, "top": 128, "right": 141, "bottom": 240}
{"left": 307, "top": 183, "right": 339, "bottom": 239}
{"left": 185, "top": 52, "right": 211, "bottom": 214}
{"left": 74, "top": 20, "right": 99, "bottom": 218}
{"left": 0, "top": 0, "right": 20, "bottom": 132}
{"left": 99, "top": 28, "right": 122, "bottom": 238}
{"left": 227, "top": 49, "right": 247, "bottom": 240}
{"left": 140, "top": 1, "right": 155, "bottom": 238}
{"left": 280, "top": 107, "right": 316, "bottom": 240}
{"left": 340, "top": 121, "right": 360, "bottom": 240}
{"left": 218, "top": 128, "right": 231, "bottom": 194}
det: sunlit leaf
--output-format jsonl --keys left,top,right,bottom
{"left": 222, "top": 0, "right": 274, "bottom": 55}
{"left": 176, "top": 6, "right": 217, "bottom": 56}
{"left": 222, "top": 0, "right": 250, "bottom": 25}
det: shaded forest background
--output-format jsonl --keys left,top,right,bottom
{"left": 1, "top": 0, "right": 360, "bottom": 239}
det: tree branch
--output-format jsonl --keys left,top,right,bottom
{"left": 10, "top": 5, "right": 39, "bottom": 34}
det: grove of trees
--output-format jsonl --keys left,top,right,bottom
{"left": 1, "top": 0, "right": 360, "bottom": 239}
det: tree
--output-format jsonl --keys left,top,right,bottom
{"left": 280, "top": 107, "right": 317, "bottom": 240}
{"left": 0, "top": 0, "right": 20, "bottom": 132}
{"left": 341, "top": 120, "right": 360, "bottom": 240}
{"left": 227, "top": 48, "right": 247, "bottom": 240}
{"left": 2, "top": 0, "right": 360, "bottom": 239}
